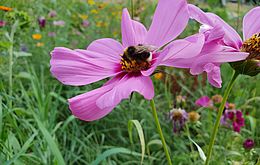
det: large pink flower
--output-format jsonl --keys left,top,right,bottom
{"left": 174, "top": 5, "right": 255, "bottom": 88}
{"left": 50, "top": 0, "right": 204, "bottom": 121}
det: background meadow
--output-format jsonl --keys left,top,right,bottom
{"left": 0, "top": 0, "right": 260, "bottom": 164}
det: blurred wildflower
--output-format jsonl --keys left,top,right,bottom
{"left": 90, "top": 9, "right": 98, "bottom": 14}
{"left": 32, "top": 34, "right": 42, "bottom": 40}
{"left": 53, "top": 20, "right": 65, "bottom": 26}
{"left": 48, "top": 10, "right": 57, "bottom": 18}
{"left": 169, "top": 108, "right": 188, "bottom": 133}
{"left": 82, "top": 20, "right": 90, "bottom": 27}
{"left": 79, "top": 14, "right": 88, "bottom": 20}
{"left": 38, "top": 16, "right": 46, "bottom": 28}
{"left": 20, "top": 44, "right": 28, "bottom": 52}
{"left": 176, "top": 95, "right": 186, "bottom": 104}
{"left": 221, "top": 110, "right": 245, "bottom": 133}
{"left": 87, "top": 0, "right": 95, "bottom": 5}
{"left": 228, "top": 103, "right": 235, "bottom": 110}
{"left": 212, "top": 95, "right": 223, "bottom": 104}
{"left": 195, "top": 96, "right": 212, "bottom": 107}
{"left": 154, "top": 72, "right": 163, "bottom": 80}
{"left": 48, "top": 32, "right": 56, "bottom": 37}
{"left": 50, "top": 0, "right": 199, "bottom": 121}
{"left": 36, "top": 42, "right": 44, "bottom": 47}
{"left": 0, "top": 6, "right": 12, "bottom": 12}
{"left": 243, "top": 139, "right": 255, "bottom": 150}
{"left": 0, "top": 20, "right": 6, "bottom": 27}
{"left": 188, "top": 111, "right": 200, "bottom": 123}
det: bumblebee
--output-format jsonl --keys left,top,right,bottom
{"left": 122, "top": 44, "right": 153, "bottom": 63}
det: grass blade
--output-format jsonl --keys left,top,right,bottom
{"left": 128, "top": 119, "right": 145, "bottom": 164}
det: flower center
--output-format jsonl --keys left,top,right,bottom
{"left": 120, "top": 44, "right": 154, "bottom": 72}
{"left": 241, "top": 32, "right": 260, "bottom": 60}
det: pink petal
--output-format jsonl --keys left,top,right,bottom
{"left": 146, "top": 0, "right": 189, "bottom": 47}
{"left": 96, "top": 74, "right": 154, "bottom": 109}
{"left": 208, "top": 13, "right": 243, "bottom": 49}
{"left": 243, "top": 7, "right": 260, "bottom": 40}
{"left": 50, "top": 47, "right": 120, "bottom": 86}
{"left": 188, "top": 4, "right": 215, "bottom": 26}
{"left": 190, "top": 51, "right": 248, "bottom": 75}
{"left": 203, "top": 63, "right": 222, "bottom": 88}
{"left": 160, "top": 33, "right": 205, "bottom": 68}
{"left": 68, "top": 81, "right": 118, "bottom": 121}
{"left": 188, "top": 4, "right": 242, "bottom": 49}
{"left": 121, "top": 8, "right": 147, "bottom": 47}
{"left": 87, "top": 38, "right": 124, "bottom": 61}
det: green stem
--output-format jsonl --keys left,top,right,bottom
{"left": 150, "top": 99, "right": 172, "bottom": 165}
{"left": 205, "top": 71, "right": 239, "bottom": 165}
{"left": 130, "top": 0, "right": 134, "bottom": 19}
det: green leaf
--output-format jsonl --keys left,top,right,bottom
{"left": 128, "top": 120, "right": 145, "bottom": 164}
{"left": 33, "top": 113, "right": 65, "bottom": 165}
{"left": 188, "top": 137, "right": 206, "bottom": 162}
{"left": 13, "top": 51, "right": 32, "bottom": 58}
{"left": 90, "top": 147, "right": 155, "bottom": 165}
{"left": 147, "top": 139, "right": 162, "bottom": 155}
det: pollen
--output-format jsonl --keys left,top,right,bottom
{"left": 241, "top": 33, "right": 260, "bottom": 60}
{"left": 120, "top": 57, "right": 150, "bottom": 72}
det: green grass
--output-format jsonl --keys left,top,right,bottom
{"left": 0, "top": 0, "right": 260, "bottom": 164}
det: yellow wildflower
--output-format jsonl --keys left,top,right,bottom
{"left": 79, "top": 14, "right": 88, "bottom": 20}
{"left": 90, "top": 9, "right": 98, "bottom": 14}
{"left": 87, "top": 0, "right": 95, "bottom": 5}
{"left": 0, "top": 6, "right": 12, "bottom": 11}
{"left": 96, "top": 21, "right": 102, "bottom": 27}
{"left": 32, "top": 34, "right": 42, "bottom": 40}
{"left": 36, "top": 42, "right": 44, "bottom": 47}
{"left": 154, "top": 73, "right": 163, "bottom": 80}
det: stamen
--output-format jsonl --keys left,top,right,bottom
{"left": 241, "top": 33, "right": 260, "bottom": 60}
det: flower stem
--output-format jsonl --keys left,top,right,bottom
{"left": 130, "top": 0, "right": 134, "bottom": 19}
{"left": 150, "top": 99, "right": 172, "bottom": 165}
{"left": 205, "top": 71, "right": 239, "bottom": 165}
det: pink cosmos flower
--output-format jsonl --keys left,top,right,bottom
{"left": 50, "top": 0, "right": 204, "bottom": 121}
{"left": 195, "top": 96, "right": 212, "bottom": 107}
{"left": 178, "top": 5, "right": 255, "bottom": 88}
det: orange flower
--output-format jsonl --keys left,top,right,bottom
{"left": 0, "top": 6, "right": 12, "bottom": 11}
{"left": 32, "top": 34, "right": 42, "bottom": 40}
{"left": 154, "top": 73, "right": 163, "bottom": 80}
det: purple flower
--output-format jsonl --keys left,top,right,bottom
{"left": 169, "top": 108, "right": 188, "bottom": 133}
{"left": 50, "top": 0, "right": 204, "bottom": 121}
{"left": 38, "top": 16, "right": 46, "bottom": 28}
{"left": 53, "top": 20, "right": 65, "bottom": 26}
{"left": 82, "top": 20, "right": 90, "bottom": 27}
{"left": 195, "top": 96, "right": 212, "bottom": 107}
{"left": 243, "top": 139, "right": 255, "bottom": 150}
{"left": 48, "top": 32, "right": 56, "bottom": 37}
{"left": 20, "top": 44, "right": 28, "bottom": 52}
{"left": 48, "top": 10, "right": 57, "bottom": 18}
{"left": 0, "top": 20, "right": 6, "bottom": 27}
{"left": 221, "top": 110, "right": 245, "bottom": 133}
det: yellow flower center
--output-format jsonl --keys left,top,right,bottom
{"left": 241, "top": 33, "right": 260, "bottom": 60}
{"left": 120, "top": 45, "right": 154, "bottom": 72}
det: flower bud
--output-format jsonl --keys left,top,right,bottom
{"left": 188, "top": 111, "right": 200, "bottom": 123}
{"left": 212, "top": 95, "right": 222, "bottom": 104}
